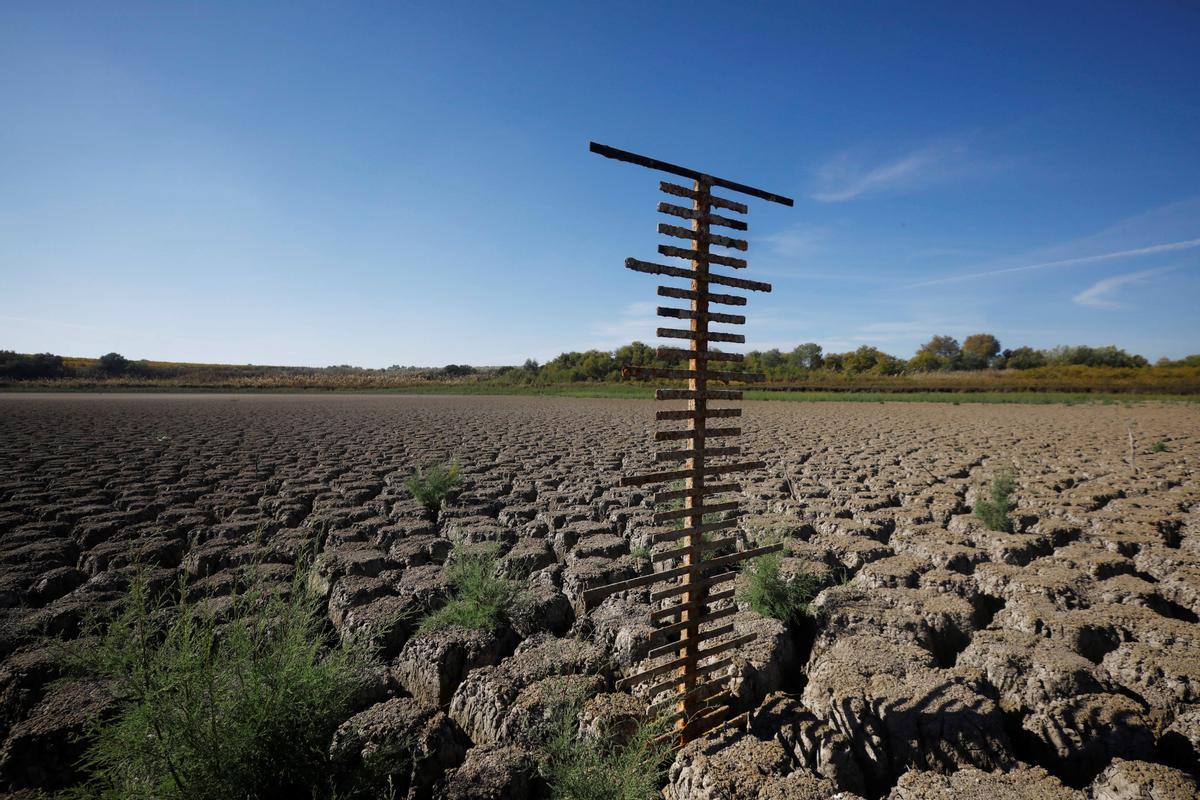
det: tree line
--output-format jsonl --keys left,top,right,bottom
{"left": 493, "top": 335, "right": 1198, "bottom": 384}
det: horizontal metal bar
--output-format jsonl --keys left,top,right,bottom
{"left": 702, "top": 541, "right": 783, "bottom": 571}
{"left": 648, "top": 677, "right": 727, "bottom": 717}
{"left": 650, "top": 570, "right": 737, "bottom": 602}
{"left": 648, "top": 623, "right": 736, "bottom": 660}
{"left": 656, "top": 446, "right": 741, "bottom": 462}
{"left": 656, "top": 408, "right": 741, "bottom": 421}
{"left": 655, "top": 388, "right": 743, "bottom": 401}
{"left": 649, "top": 590, "right": 736, "bottom": 623}
{"left": 620, "top": 460, "right": 764, "bottom": 487}
{"left": 657, "top": 306, "right": 746, "bottom": 325}
{"left": 616, "top": 652, "right": 690, "bottom": 690}
{"left": 659, "top": 223, "right": 748, "bottom": 252}
{"left": 588, "top": 142, "right": 794, "bottom": 206}
{"left": 658, "top": 328, "right": 745, "bottom": 344}
{"left": 654, "top": 500, "right": 740, "bottom": 521}
{"left": 658, "top": 245, "right": 747, "bottom": 269}
{"left": 655, "top": 347, "right": 744, "bottom": 363}
{"left": 654, "top": 482, "right": 739, "bottom": 502}
{"left": 581, "top": 562, "right": 692, "bottom": 606}
{"left": 647, "top": 655, "right": 733, "bottom": 696}
{"left": 651, "top": 535, "right": 737, "bottom": 564}
{"left": 651, "top": 605, "right": 737, "bottom": 641}
{"left": 655, "top": 428, "right": 741, "bottom": 442}
{"left": 627, "top": 258, "right": 770, "bottom": 293}
{"left": 661, "top": 181, "right": 748, "bottom": 214}
{"left": 651, "top": 518, "right": 740, "bottom": 545}
{"left": 657, "top": 202, "right": 748, "bottom": 231}
{"left": 657, "top": 286, "right": 746, "bottom": 307}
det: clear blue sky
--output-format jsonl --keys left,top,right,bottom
{"left": 2, "top": 1, "right": 1198, "bottom": 366}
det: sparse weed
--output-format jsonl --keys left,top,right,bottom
{"left": 973, "top": 469, "right": 1016, "bottom": 532}
{"left": 1151, "top": 440, "right": 1168, "bottom": 453}
{"left": 406, "top": 460, "right": 461, "bottom": 513}
{"left": 59, "top": 568, "right": 366, "bottom": 800}
{"left": 535, "top": 689, "right": 671, "bottom": 800}
{"left": 418, "top": 543, "right": 523, "bottom": 634}
{"left": 739, "top": 551, "right": 827, "bottom": 625}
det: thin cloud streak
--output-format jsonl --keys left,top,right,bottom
{"left": 1072, "top": 267, "right": 1171, "bottom": 309}
{"left": 910, "top": 238, "right": 1200, "bottom": 287}
{"left": 810, "top": 141, "right": 975, "bottom": 203}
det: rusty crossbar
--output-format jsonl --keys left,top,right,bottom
{"left": 586, "top": 142, "right": 791, "bottom": 747}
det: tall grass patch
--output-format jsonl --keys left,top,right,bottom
{"left": 61, "top": 570, "right": 365, "bottom": 800}
{"left": 739, "top": 551, "right": 828, "bottom": 625}
{"left": 418, "top": 543, "right": 524, "bottom": 634}
{"left": 535, "top": 690, "right": 670, "bottom": 800}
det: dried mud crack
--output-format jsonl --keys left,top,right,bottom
{"left": 1, "top": 394, "right": 1198, "bottom": 798}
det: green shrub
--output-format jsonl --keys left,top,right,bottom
{"left": 973, "top": 469, "right": 1016, "bottom": 532}
{"left": 60, "top": 569, "right": 366, "bottom": 800}
{"left": 405, "top": 461, "right": 461, "bottom": 512}
{"left": 536, "top": 689, "right": 670, "bottom": 800}
{"left": 739, "top": 551, "right": 827, "bottom": 625}
{"left": 418, "top": 544, "right": 523, "bottom": 634}
{"left": 1151, "top": 440, "right": 1168, "bottom": 453}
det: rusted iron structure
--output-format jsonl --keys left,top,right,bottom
{"left": 585, "top": 142, "right": 794, "bottom": 746}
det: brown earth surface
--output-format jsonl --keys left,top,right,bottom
{"left": 0, "top": 394, "right": 1198, "bottom": 799}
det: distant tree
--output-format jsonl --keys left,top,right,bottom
{"left": 1044, "top": 345, "right": 1147, "bottom": 368}
{"left": 788, "top": 343, "right": 823, "bottom": 371}
{"left": 521, "top": 358, "right": 539, "bottom": 372}
{"left": 0, "top": 351, "right": 68, "bottom": 380}
{"left": 759, "top": 348, "right": 785, "bottom": 370}
{"left": 961, "top": 333, "right": 1001, "bottom": 370}
{"left": 843, "top": 345, "right": 902, "bottom": 375}
{"left": 911, "top": 336, "right": 961, "bottom": 371}
{"left": 1004, "top": 347, "right": 1046, "bottom": 370}
{"left": 98, "top": 352, "right": 129, "bottom": 376}
{"left": 442, "top": 364, "right": 476, "bottom": 377}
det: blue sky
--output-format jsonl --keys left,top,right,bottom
{"left": 2, "top": 1, "right": 1198, "bottom": 366}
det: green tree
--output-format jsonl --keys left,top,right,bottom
{"left": 913, "top": 336, "right": 962, "bottom": 371}
{"left": 788, "top": 343, "right": 823, "bottom": 370}
{"left": 961, "top": 333, "right": 1001, "bottom": 370}
{"left": 1004, "top": 346, "right": 1046, "bottom": 370}
{"left": 98, "top": 352, "right": 129, "bottom": 375}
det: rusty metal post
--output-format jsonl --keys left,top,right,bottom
{"left": 584, "top": 141, "right": 792, "bottom": 747}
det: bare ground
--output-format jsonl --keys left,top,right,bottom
{"left": 0, "top": 394, "right": 1197, "bottom": 798}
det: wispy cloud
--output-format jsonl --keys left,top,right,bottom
{"left": 810, "top": 141, "right": 974, "bottom": 202}
{"left": 912, "top": 238, "right": 1200, "bottom": 287}
{"left": 757, "top": 223, "right": 826, "bottom": 257}
{"left": 1072, "top": 267, "right": 1171, "bottom": 309}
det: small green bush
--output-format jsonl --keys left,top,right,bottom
{"left": 1151, "top": 440, "right": 1168, "bottom": 453}
{"left": 405, "top": 461, "right": 461, "bottom": 512}
{"left": 536, "top": 690, "right": 670, "bottom": 800}
{"left": 418, "top": 544, "right": 523, "bottom": 634}
{"left": 739, "top": 551, "right": 827, "bottom": 625}
{"left": 60, "top": 569, "right": 366, "bottom": 800}
{"left": 974, "top": 469, "right": 1016, "bottom": 532}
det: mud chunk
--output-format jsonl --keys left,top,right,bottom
{"left": 449, "top": 634, "right": 610, "bottom": 746}
{"left": 1089, "top": 758, "right": 1199, "bottom": 800}
{"left": 498, "top": 537, "right": 556, "bottom": 578}
{"left": 1101, "top": 640, "right": 1200, "bottom": 714}
{"left": 0, "top": 679, "right": 114, "bottom": 790}
{"left": 393, "top": 625, "right": 515, "bottom": 707}
{"left": 802, "top": 634, "right": 1011, "bottom": 794}
{"left": 957, "top": 629, "right": 1110, "bottom": 713}
{"left": 1019, "top": 693, "right": 1155, "bottom": 782}
{"left": 440, "top": 744, "right": 541, "bottom": 800}
{"left": 329, "top": 697, "right": 467, "bottom": 799}
{"left": 727, "top": 611, "right": 797, "bottom": 712}
{"left": 665, "top": 723, "right": 796, "bottom": 800}
{"left": 887, "top": 764, "right": 1083, "bottom": 799}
